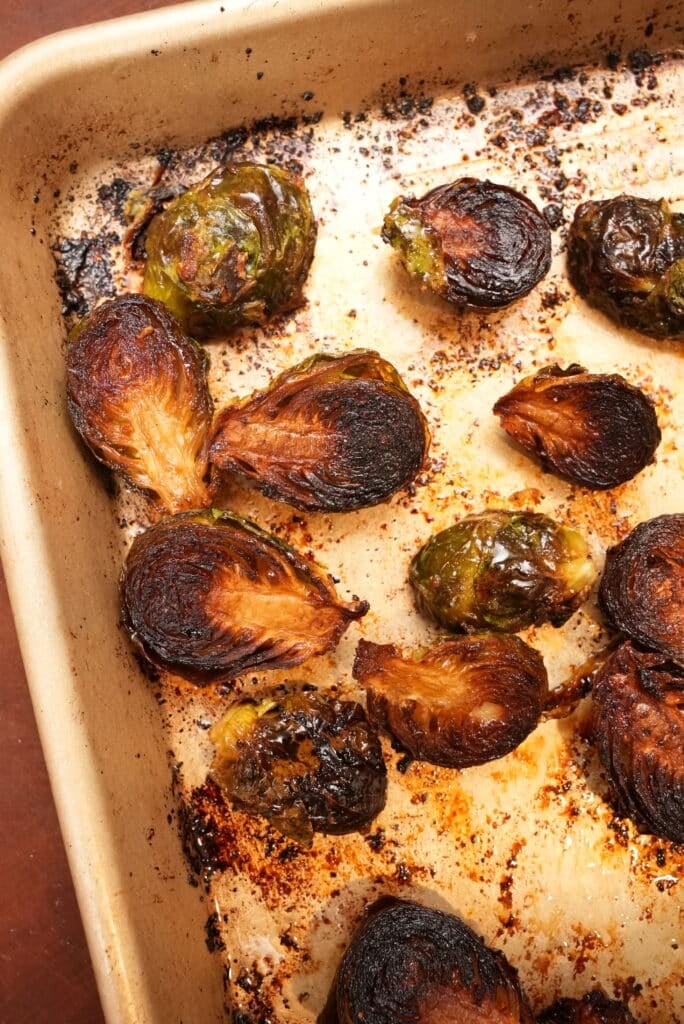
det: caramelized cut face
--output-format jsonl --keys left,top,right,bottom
{"left": 538, "top": 989, "right": 638, "bottom": 1024}
{"left": 66, "top": 293, "right": 213, "bottom": 512}
{"left": 353, "top": 634, "right": 548, "bottom": 768}
{"left": 120, "top": 509, "right": 368, "bottom": 684}
{"left": 210, "top": 350, "right": 430, "bottom": 512}
{"left": 332, "top": 898, "right": 535, "bottom": 1024}
{"left": 494, "top": 364, "right": 661, "bottom": 490}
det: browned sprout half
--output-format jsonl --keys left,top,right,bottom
{"left": 120, "top": 509, "right": 368, "bottom": 684}
{"left": 410, "top": 510, "right": 596, "bottom": 634}
{"left": 592, "top": 642, "right": 684, "bottom": 844}
{"left": 209, "top": 350, "right": 430, "bottom": 512}
{"left": 66, "top": 294, "right": 213, "bottom": 512}
{"left": 209, "top": 688, "right": 387, "bottom": 846}
{"left": 494, "top": 364, "right": 661, "bottom": 490}
{"left": 567, "top": 195, "right": 684, "bottom": 340}
{"left": 323, "top": 897, "right": 535, "bottom": 1024}
{"left": 598, "top": 514, "right": 684, "bottom": 663}
{"left": 538, "top": 989, "right": 638, "bottom": 1024}
{"left": 353, "top": 635, "right": 548, "bottom": 768}
{"left": 382, "top": 178, "right": 551, "bottom": 311}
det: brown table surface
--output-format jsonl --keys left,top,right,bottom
{"left": 0, "top": 5, "right": 175, "bottom": 1021}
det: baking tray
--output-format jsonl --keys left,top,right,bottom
{"left": 0, "top": 0, "right": 682, "bottom": 1021}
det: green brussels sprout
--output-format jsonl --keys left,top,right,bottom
{"left": 493, "top": 363, "right": 661, "bottom": 490}
{"left": 592, "top": 643, "right": 684, "bottom": 848}
{"left": 66, "top": 294, "right": 214, "bottom": 512}
{"left": 143, "top": 162, "right": 317, "bottom": 336}
{"left": 210, "top": 689, "right": 387, "bottom": 846}
{"left": 382, "top": 178, "right": 551, "bottom": 311}
{"left": 567, "top": 195, "right": 684, "bottom": 340}
{"left": 209, "top": 350, "right": 430, "bottom": 512}
{"left": 324, "top": 897, "right": 535, "bottom": 1024}
{"left": 353, "top": 634, "right": 548, "bottom": 768}
{"left": 538, "top": 989, "right": 638, "bottom": 1024}
{"left": 120, "top": 509, "right": 368, "bottom": 683}
{"left": 410, "top": 510, "right": 596, "bottom": 633}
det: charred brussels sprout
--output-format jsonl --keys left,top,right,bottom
{"left": 209, "top": 350, "right": 430, "bottom": 512}
{"left": 538, "top": 990, "right": 638, "bottom": 1024}
{"left": 143, "top": 162, "right": 317, "bottom": 336}
{"left": 599, "top": 514, "right": 684, "bottom": 662}
{"left": 567, "top": 195, "right": 684, "bottom": 340}
{"left": 66, "top": 294, "right": 213, "bottom": 512}
{"left": 410, "top": 510, "right": 596, "bottom": 633}
{"left": 493, "top": 364, "right": 661, "bottom": 490}
{"left": 210, "top": 689, "right": 387, "bottom": 846}
{"left": 120, "top": 509, "right": 368, "bottom": 683}
{"left": 327, "top": 898, "right": 534, "bottom": 1024}
{"left": 382, "top": 178, "right": 551, "bottom": 311}
{"left": 592, "top": 642, "right": 684, "bottom": 845}
{"left": 353, "top": 634, "right": 548, "bottom": 768}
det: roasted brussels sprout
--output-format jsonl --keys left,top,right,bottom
{"left": 66, "top": 294, "right": 213, "bottom": 512}
{"left": 410, "top": 510, "right": 596, "bottom": 634}
{"left": 143, "top": 162, "right": 317, "bottom": 336}
{"left": 592, "top": 642, "right": 684, "bottom": 845}
{"left": 326, "top": 897, "right": 534, "bottom": 1024}
{"left": 209, "top": 350, "right": 430, "bottom": 512}
{"left": 210, "top": 689, "right": 387, "bottom": 845}
{"left": 538, "top": 989, "right": 638, "bottom": 1024}
{"left": 567, "top": 195, "right": 684, "bottom": 340}
{"left": 493, "top": 364, "right": 661, "bottom": 490}
{"left": 353, "top": 634, "right": 548, "bottom": 768}
{"left": 382, "top": 178, "right": 551, "bottom": 311}
{"left": 599, "top": 514, "right": 684, "bottom": 662}
{"left": 120, "top": 509, "right": 368, "bottom": 683}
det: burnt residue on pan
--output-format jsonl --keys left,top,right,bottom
{"left": 50, "top": 44, "right": 683, "bottom": 1024}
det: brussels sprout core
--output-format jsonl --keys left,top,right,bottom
{"left": 121, "top": 509, "right": 368, "bottom": 683}
{"left": 143, "top": 162, "right": 317, "bottom": 336}
{"left": 410, "top": 510, "right": 596, "bottom": 633}
{"left": 382, "top": 178, "right": 551, "bottom": 311}
{"left": 210, "top": 350, "right": 430, "bottom": 512}
{"left": 66, "top": 294, "right": 213, "bottom": 512}
{"left": 353, "top": 634, "right": 548, "bottom": 768}
{"left": 567, "top": 195, "right": 684, "bottom": 339}
{"left": 210, "top": 690, "right": 387, "bottom": 846}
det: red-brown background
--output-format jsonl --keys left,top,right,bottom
{"left": 1, "top": 5, "right": 176, "bottom": 1021}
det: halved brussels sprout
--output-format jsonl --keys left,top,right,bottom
{"left": 143, "top": 162, "right": 317, "bottom": 336}
{"left": 493, "top": 364, "right": 661, "bottom": 490}
{"left": 326, "top": 897, "right": 534, "bottom": 1024}
{"left": 209, "top": 350, "right": 430, "bottom": 512}
{"left": 410, "top": 510, "right": 596, "bottom": 633}
{"left": 66, "top": 294, "right": 213, "bottom": 512}
{"left": 538, "top": 989, "right": 638, "bottom": 1024}
{"left": 599, "top": 514, "right": 684, "bottom": 662}
{"left": 567, "top": 195, "right": 684, "bottom": 340}
{"left": 210, "top": 688, "right": 387, "bottom": 846}
{"left": 382, "top": 178, "right": 551, "bottom": 311}
{"left": 592, "top": 642, "right": 684, "bottom": 845}
{"left": 120, "top": 509, "right": 368, "bottom": 683}
{"left": 353, "top": 634, "right": 548, "bottom": 768}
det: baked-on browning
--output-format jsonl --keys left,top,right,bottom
{"left": 410, "top": 510, "right": 596, "bottom": 633}
{"left": 494, "top": 364, "right": 660, "bottom": 490}
{"left": 66, "top": 294, "right": 214, "bottom": 512}
{"left": 567, "top": 195, "right": 684, "bottom": 340}
{"left": 538, "top": 988, "right": 638, "bottom": 1024}
{"left": 209, "top": 351, "right": 430, "bottom": 512}
{"left": 592, "top": 641, "right": 684, "bottom": 844}
{"left": 210, "top": 689, "right": 387, "bottom": 846}
{"left": 382, "top": 178, "right": 551, "bottom": 310}
{"left": 599, "top": 514, "right": 684, "bottom": 663}
{"left": 324, "top": 897, "right": 535, "bottom": 1024}
{"left": 353, "top": 635, "right": 548, "bottom": 769}
{"left": 120, "top": 509, "right": 368, "bottom": 684}
{"left": 143, "top": 162, "right": 317, "bottom": 337}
